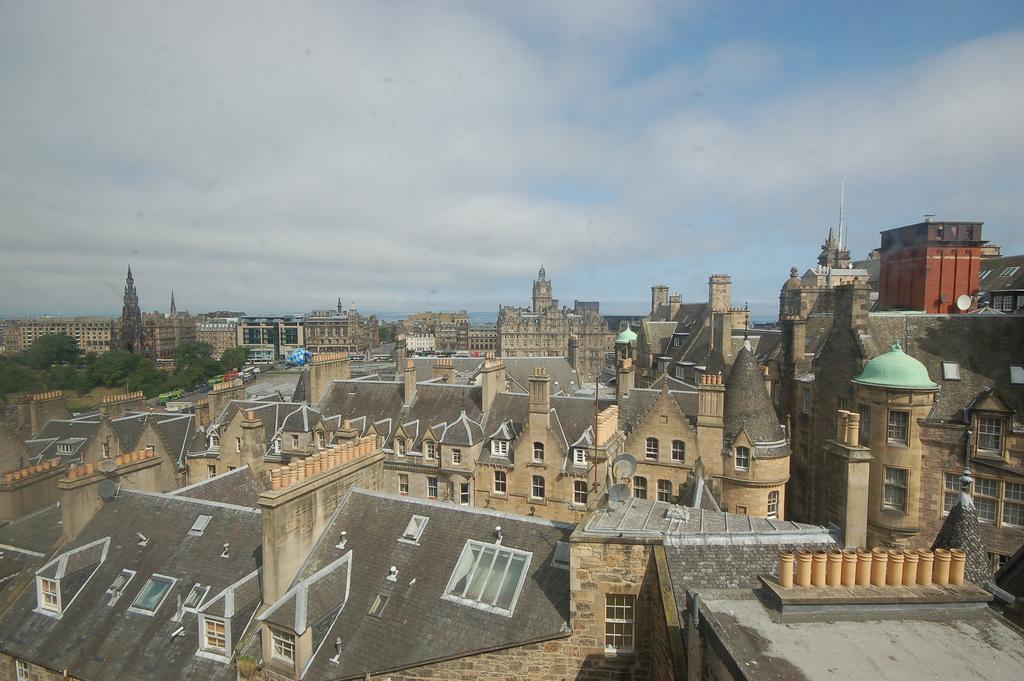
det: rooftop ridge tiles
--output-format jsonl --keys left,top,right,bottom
{"left": 122, "top": 489, "right": 261, "bottom": 514}
{"left": 351, "top": 487, "right": 574, "bottom": 530}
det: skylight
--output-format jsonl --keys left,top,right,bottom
{"left": 1000, "top": 266, "right": 1019, "bottom": 277}
{"left": 368, "top": 593, "right": 389, "bottom": 617}
{"left": 400, "top": 515, "right": 428, "bottom": 543}
{"left": 942, "top": 362, "right": 961, "bottom": 381}
{"left": 130, "top": 575, "right": 176, "bottom": 614}
{"left": 1011, "top": 365, "right": 1024, "bottom": 385}
{"left": 979, "top": 270, "right": 991, "bottom": 280}
{"left": 188, "top": 515, "right": 213, "bottom": 537}
{"left": 442, "top": 540, "right": 531, "bottom": 617}
{"left": 106, "top": 569, "right": 136, "bottom": 604}
{"left": 183, "top": 583, "right": 210, "bottom": 611}
{"left": 552, "top": 541, "right": 570, "bottom": 569}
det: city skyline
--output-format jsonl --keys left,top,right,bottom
{"left": 2, "top": 1, "right": 1023, "bottom": 318}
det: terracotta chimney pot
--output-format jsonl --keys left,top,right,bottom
{"left": 811, "top": 551, "right": 827, "bottom": 587}
{"left": 271, "top": 468, "right": 282, "bottom": 491}
{"left": 841, "top": 550, "right": 858, "bottom": 587}
{"left": 85, "top": 462, "right": 95, "bottom": 475}
{"left": 886, "top": 550, "right": 904, "bottom": 586}
{"left": 795, "top": 550, "right": 812, "bottom": 587}
{"left": 826, "top": 551, "right": 843, "bottom": 586}
{"left": 902, "top": 550, "right": 919, "bottom": 587}
{"left": 778, "top": 550, "right": 795, "bottom": 588}
{"left": 295, "top": 462, "right": 306, "bottom": 482}
{"left": 948, "top": 549, "right": 966, "bottom": 586}
{"left": 933, "top": 548, "right": 951, "bottom": 586}
{"left": 870, "top": 548, "right": 888, "bottom": 587}
{"left": 917, "top": 549, "right": 934, "bottom": 587}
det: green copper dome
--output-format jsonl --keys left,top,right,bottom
{"left": 616, "top": 327, "right": 638, "bottom": 344}
{"left": 853, "top": 341, "right": 938, "bottom": 390}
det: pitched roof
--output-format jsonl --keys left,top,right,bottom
{"left": 170, "top": 465, "right": 264, "bottom": 508}
{"left": 979, "top": 255, "right": 1024, "bottom": 293}
{"left": 262, "top": 488, "right": 571, "bottom": 679}
{"left": 723, "top": 344, "right": 789, "bottom": 456}
{"left": 0, "top": 491, "right": 262, "bottom": 681}
{"left": 931, "top": 493, "right": 991, "bottom": 585}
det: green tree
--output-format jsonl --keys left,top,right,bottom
{"left": 0, "top": 360, "right": 40, "bottom": 398}
{"left": 25, "top": 333, "right": 79, "bottom": 370}
{"left": 89, "top": 350, "right": 141, "bottom": 387}
{"left": 220, "top": 346, "right": 249, "bottom": 371}
{"left": 173, "top": 341, "right": 221, "bottom": 389}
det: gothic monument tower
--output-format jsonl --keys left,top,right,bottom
{"left": 118, "top": 265, "right": 145, "bottom": 355}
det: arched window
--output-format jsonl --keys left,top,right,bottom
{"left": 671, "top": 440, "right": 685, "bottom": 462}
{"left": 494, "top": 470, "right": 507, "bottom": 495}
{"left": 735, "top": 446, "right": 750, "bottom": 470}
{"left": 633, "top": 476, "right": 648, "bottom": 500}
{"left": 767, "top": 490, "right": 779, "bottom": 519}
{"left": 531, "top": 475, "right": 545, "bottom": 500}
{"left": 574, "top": 480, "right": 588, "bottom": 506}
{"left": 533, "top": 442, "right": 544, "bottom": 462}
{"left": 645, "top": 437, "right": 659, "bottom": 460}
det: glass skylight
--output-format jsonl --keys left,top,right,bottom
{"left": 553, "top": 541, "right": 570, "bottom": 569}
{"left": 942, "top": 361, "right": 961, "bottom": 381}
{"left": 442, "top": 540, "right": 531, "bottom": 617}
{"left": 400, "top": 515, "right": 429, "bottom": 543}
{"left": 188, "top": 515, "right": 213, "bottom": 537}
{"left": 1011, "top": 365, "right": 1024, "bottom": 385}
{"left": 183, "top": 583, "right": 209, "bottom": 611}
{"left": 130, "top": 575, "right": 176, "bottom": 614}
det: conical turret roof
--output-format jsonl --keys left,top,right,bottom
{"left": 723, "top": 343, "right": 788, "bottom": 453}
{"left": 932, "top": 472, "right": 990, "bottom": 584}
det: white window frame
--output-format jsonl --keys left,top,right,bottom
{"left": 202, "top": 615, "right": 228, "bottom": 655}
{"left": 493, "top": 470, "right": 507, "bottom": 495}
{"left": 943, "top": 472, "right": 960, "bottom": 515}
{"left": 941, "top": 362, "right": 961, "bottom": 381}
{"left": 633, "top": 476, "right": 647, "bottom": 500}
{"left": 671, "top": 440, "right": 685, "bottom": 462}
{"left": 533, "top": 442, "right": 544, "bottom": 462}
{"left": 425, "top": 440, "right": 437, "bottom": 459}
{"left": 441, "top": 539, "right": 533, "bottom": 617}
{"left": 491, "top": 440, "right": 509, "bottom": 458}
{"left": 657, "top": 479, "right": 672, "bottom": 502}
{"left": 290, "top": 434, "right": 299, "bottom": 449}
{"left": 573, "top": 480, "right": 588, "bottom": 506}
{"left": 1003, "top": 482, "right": 1024, "bottom": 527}
{"left": 573, "top": 447, "right": 587, "bottom": 466}
{"left": 530, "top": 475, "right": 545, "bottom": 500}
{"left": 270, "top": 626, "right": 295, "bottom": 664}
{"left": 645, "top": 437, "right": 659, "bottom": 460}
{"left": 452, "top": 448, "right": 462, "bottom": 465}
{"left": 399, "top": 473, "right": 409, "bottom": 495}
{"left": 459, "top": 482, "right": 471, "bottom": 505}
{"left": 604, "top": 594, "right": 636, "bottom": 655}
{"left": 977, "top": 416, "right": 1003, "bottom": 453}
{"left": 129, "top": 574, "right": 177, "bottom": 616}
{"left": 182, "top": 583, "right": 210, "bottom": 612}
{"left": 887, "top": 410, "right": 910, "bottom": 445}
{"left": 427, "top": 476, "right": 438, "bottom": 499}
{"left": 974, "top": 477, "right": 999, "bottom": 523}
{"left": 883, "top": 467, "right": 909, "bottom": 512}
{"left": 235, "top": 437, "right": 242, "bottom": 453}
{"left": 15, "top": 660, "right": 30, "bottom": 681}
{"left": 37, "top": 576, "right": 61, "bottom": 613}
{"left": 767, "top": 490, "right": 780, "bottom": 519}
{"left": 735, "top": 447, "right": 750, "bottom": 471}
{"left": 400, "top": 515, "right": 429, "bottom": 543}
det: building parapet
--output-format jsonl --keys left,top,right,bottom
{"left": 268, "top": 435, "right": 377, "bottom": 491}
{"left": 2, "top": 458, "right": 61, "bottom": 486}
{"left": 100, "top": 390, "right": 144, "bottom": 405}
{"left": 26, "top": 390, "right": 64, "bottom": 402}
{"left": 64, "top": 448, "right": 160, "bottom": 481}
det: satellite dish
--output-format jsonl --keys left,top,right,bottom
{"left": 98, "top": 479, "right": 117, "bottom": 502}
{"left": 608, "top": 483, "right": 631, "bottom": 503}
{"left": 611, "top": 453, "right": 637, "bottom": 481}
{"left": 97, "top": 458, "right": 117, "bottom": 474}
{"left": 956, "top": 294, "right": 972, "bottom": 312}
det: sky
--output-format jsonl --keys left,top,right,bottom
{"left": 1, "top": 1, "right": 1023, "bottom": 320}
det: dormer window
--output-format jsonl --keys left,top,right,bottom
{"left": 317, "top": 432, "right": 325, "bottom": 449}
{"left": 290, "top": 434, "right": 299, "bottom": 449}
{"left": 735, "top": 447, "right": 750, "bottom": 471}
{"left": 38, "top": 577, "right": 60, "bottom": 613}
{"left": 425, "top": 440, "right": 437, "bottom": 459}
{"left": 397, "top": 438, "right": 407, "bottom": 456}
{"left": 573, "top": 448, "right": 587, "bottom": 466}
{"left": 209, "top": 433, "right": 220, "bottom": 449}
{"left": 491, "top": 440, "right": 509, "bottom": 458}
{"left": 57, "top": 443, "right": 73, "bottom": 454}
{"left": 978, "top": 416, "right": 1003, "bottom": 453}
{"left": 442, "top": 540, "right": 532, "bottom": 617}
{"left": 452, "top": 448, "right": 462, "bottom": 465}
{"left": 203, "top": 616, "right": 227, "bottom": 654}
{"left": 532, "top": 442, "right": 544, "bottom": 462}
{"left": 270, "top": 627, "right": 295, "bottom": 664}
{"left": 273, "top": 438, "right": 282, "bottom": 454}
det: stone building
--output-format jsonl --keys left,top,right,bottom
{"left": 3, "top": 316, "right": 114, "bottom": 355}
{"left": 400, "top": 309, "right": 469, "bottom": 353}
{"left": 303, "top": 300, "right": 379, "bottom": 355}
{"left": 468, "top": 322, "right": 498, "bottom": 354}
{"left": 142, "top": 291, "right": 197, "bottom": 361}
{"left": 497, "top": 267, "right": 613, "bottom": 382}
{"left": 238, "top": 316, "right": 304, "bottom": 362}
{"left": 114, "top": 265, "right": 145, "bottom": 355}
{"left": 978, "top": 254, "right": 1024, "bottom": 312}
{"left": 196, "top": 317, "right": 240, "bottom": 361}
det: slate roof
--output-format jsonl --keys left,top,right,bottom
{"left": 439, "top": 411, "right": 483, "bottom": 446}
{"left": 931, "top": 494, "right": 992, "bottom": 584}
{"left": 260, "top": 488, "right": 571, "bottom": 680}
{"left": 723, "top": 344, "right": 789, "bottom": 457}
{"left": 995, "top": 542, "right": 1024, "bottom": 597}
{"left": 862, "top": 314, "right": 1024, "bottom": 423}
{"left": 0, "top": 505, "right": 64, "bottom": 605}
{"left": 0, "top": 491, "right": 263, "bottom": 681}
{"left": 618, "top": 387, "right": 698, "bottom": 433}
{"left": 979, "top": 255, "right": 1024, "bottom": 293}
{"left": 171, "top": 465, "right": 265, "bottom": 508}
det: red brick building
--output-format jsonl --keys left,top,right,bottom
{"left": 878, "top": 220, "right": 985, "bottom": 313}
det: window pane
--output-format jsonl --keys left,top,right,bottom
{"left": 480, "top": 551, "right": 511, "bottom": 604}
{"left": 133, "top": 576, "right": 173, "bottom": 612}
{"left": 466, "top": 546, "right": 498, "bottom": 600}
{"left": 495, "top": 554, "right": 527, "bottom": 610}
{"left": 450, "top": 544, "right": 482, "bottom": 595}
{"left": 975, "top": 478, "right": 998, "bottom": 498}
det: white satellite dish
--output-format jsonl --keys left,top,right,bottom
{"left": 98, "top": 458, "right": 117, "bottom": 474}
{"left": 611, "top": 453, "right": 637, "bottom": 481}
{"left": 956, "top": 294, "right": 972, "bottom": 312}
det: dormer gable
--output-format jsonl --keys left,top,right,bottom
{"left": 34, "top": 536, "right": 111, "bottom": 618}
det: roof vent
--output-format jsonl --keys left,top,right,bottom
{"left": 329, "top": 636, "right": 342, "bottom": 664}
{"left": 387, "top": 565, "right": 398, "bottom": 582}
{"left": 136, "top": 532, "right": 149, "bottom": 547}
{"left": 221, "top": 543, "right": 230, "bottom": 559}
{"left": 495, "top": 525, "right": 503, "bottom": 544}
{"left": 335, "top": 531, "right": 348, "bottom": 549}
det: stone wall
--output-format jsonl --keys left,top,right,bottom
{"left": 0, "top": 656, "right": 80, "bottom": 681}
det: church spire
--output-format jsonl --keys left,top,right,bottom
{"left": 170, "top": 290, "right": 176, "bottom": 316}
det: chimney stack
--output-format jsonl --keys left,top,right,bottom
{"left": 403, "top": 360, "right": 417, "bottom": 406}
{"left": 479, "top": 357, "right": 506, "bottom": 413}
{"left": 616, "top": 358, "right": 635, "bottom": 406}
{"left": 651, "top": 285, "right": 669, "bottom": 316}
{"left": 528, "top": 367, "right": 551, "bottom": 431}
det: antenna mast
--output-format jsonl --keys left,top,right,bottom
{"left": 838, "top": 176, "right": 846, "bottom": 250}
